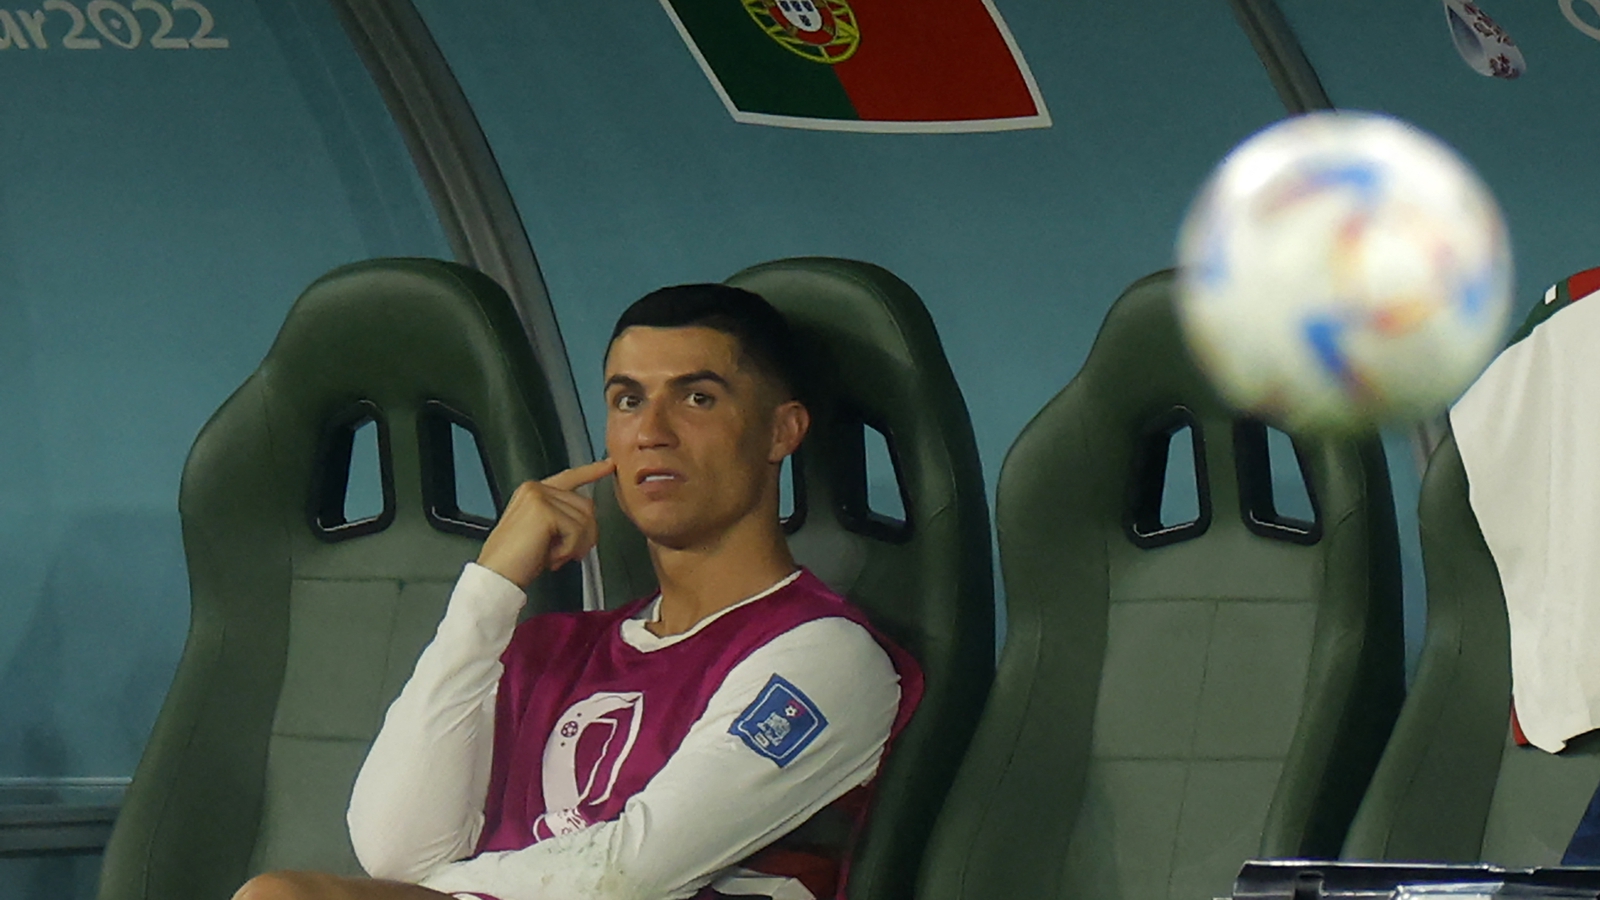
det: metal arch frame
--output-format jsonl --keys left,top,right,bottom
{"left": 1228, "top": 0, "right": 1332, "bottom": 114}
{"left": 327, "top": 0, "right": 606, "bottom": 608}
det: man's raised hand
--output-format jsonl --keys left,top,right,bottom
{"left": 476, "top": 459, "right": 617, "bottom": 589}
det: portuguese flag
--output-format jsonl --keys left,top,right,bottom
{"left": 660, "top": 0, "right": 1050, "bottom": 133}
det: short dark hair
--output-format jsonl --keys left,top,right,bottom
{"left": 608, "top": 284, "right": 805, "bottom": 401}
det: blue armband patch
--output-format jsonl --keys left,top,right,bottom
{"left": 730, "top": 674, "right": 828, "bottom": 767}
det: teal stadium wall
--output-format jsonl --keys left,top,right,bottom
{"left": 0, "top": 1, "right": 446, "bottom": 894}
{"left": 10, "top": 0, "right": 1600, "bottom": 897}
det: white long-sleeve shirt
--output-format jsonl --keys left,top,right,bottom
{"left": 347, "top": 563, "right": 900, "bottom": 900}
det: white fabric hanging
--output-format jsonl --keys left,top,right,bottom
{"left": 1452, "top": 289, "right": 1600, "bottom": 753}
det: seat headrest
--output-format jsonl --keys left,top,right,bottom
{"left": 259, "top": 258, "right": 556, "bottom": 436}
{"left": 726, "top": 257, "right": 987, "bottom": 599}
{"left": 1003, "top": 269, "right": 1394, "bottom": 589}
{"left": 183, "top": 258, "right": 569, "bottom": 586}
{"left": 1069, "top": 269, "right": 1231, "bottom": 432}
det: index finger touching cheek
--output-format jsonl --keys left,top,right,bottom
{"left": 542, "top": 458, "right": 617, "bottom": 492}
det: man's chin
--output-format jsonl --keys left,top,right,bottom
{"left": 623, "top": 508, "right": 703, "bottom": 552}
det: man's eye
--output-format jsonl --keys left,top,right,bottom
{"left": 687, "top": 391, "right": 714, "bottom": 408}
{"left": 614, "top": 394, "right": 641, "bottom": 412}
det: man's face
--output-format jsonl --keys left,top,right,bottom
{"left": 603, "top": 326, "right": 802, "bottom": 550}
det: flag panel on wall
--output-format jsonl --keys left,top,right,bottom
{"left": 660, "top": 0, "right": 1050, "bottom": 133}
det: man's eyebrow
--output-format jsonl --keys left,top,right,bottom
{"left": 603, "top": 371, "right": 733, "bottom": 393}
{"left": 668, "top": 370, "right": 732, "bottom": 391}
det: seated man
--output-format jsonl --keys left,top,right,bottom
{"left": 235, "top": 284, "right": 922, "bottom": 900}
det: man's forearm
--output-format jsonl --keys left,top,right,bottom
{"left": 348, "top": 563, "right": 526, "bottom": 881}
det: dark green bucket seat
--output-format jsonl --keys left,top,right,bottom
{"left": 1341, "top": 284, "right": 1600, "bottom": 866}
{"left": 98, "top": 259, "right": 576, "bottom": 900}
{"left": 595, "top": 257, "right": 996, "bottom": 900}
{"left": 919, "top": 270, "right": 1404, "bottom": 900}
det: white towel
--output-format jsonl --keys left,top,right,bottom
{"left": 1452, "top": 289, "right": 1600, "bottom": 753}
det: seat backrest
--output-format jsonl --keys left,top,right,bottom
{"left": 99, "top": 259, "right": 577, "bottom": 900}
{"left": 1342, "top": 284, "right": 1600, "bottom": 866}
{"left": 595, "top": 257, "right": 995, "bottom": 900}
{"left": 919, "top": 271, "right": 1404, "bottom": 900}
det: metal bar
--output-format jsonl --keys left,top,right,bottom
{"left": 0, "top": 777, "right": 126, "bottom": 857}
{"left": 1228, "top": 0, "right": 1332, "bottom": 113}
{"left": 0, "top": 806, "right": 119, "bottom": 857}
{"left": 327, "top": 0, "right": 605, "bottom": 607}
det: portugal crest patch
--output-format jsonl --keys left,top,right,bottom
{"left": 742, "top": 0, "right": 860, "bottom": 64}
{"left": 731, "top": 674, "right": 828, "bottom": 766}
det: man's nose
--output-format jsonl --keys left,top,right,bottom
{"left": 635, "top": 398, "right": 676, "bottom": 449}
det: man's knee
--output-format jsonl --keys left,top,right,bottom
{"left": 232, "top": 870, "right": 329, "bottom": 900}
{"left": 232, "top": 871, "right": 446, "bottom": 900}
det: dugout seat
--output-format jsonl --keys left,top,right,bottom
{"left": 98, "top": 259, "right": 578, "bottom": 900}
{"left": 594, "top": 257, "right": 996, "bottom": 900}
{"left": 1340, "top": 285, "right": 1600, "bottom": 865}
{"left": 917, "top": 270, "right": 1404, "bottom": 900}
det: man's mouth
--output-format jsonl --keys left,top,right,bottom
{"left": 635, "top": 468, "right": 682, "bottom": 485}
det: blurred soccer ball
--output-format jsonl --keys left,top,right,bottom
{"left": 1175, "top": 110, "right": 1513, "bottom": 433}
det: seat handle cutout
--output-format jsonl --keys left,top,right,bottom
{"left": 1125, "top": 406, "right": 1212, "bottom": 548}
{"left": 831, "top": 409, "right": 914, "bottom": 544}
{"left": 779, "top": 451, "right": 807, "bottom": 535}
{"left": 1233, "top": 419, "right": 1322, "bottom": 545}
{"left": 309, "top": 400, "right": 396, "bottom": 542}
{"left": 418, "top": 400, "right": 503, "bottom": 539}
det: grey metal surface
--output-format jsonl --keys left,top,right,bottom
{"left": 1228, "top": 0, "right": 1333, "bottom": 114}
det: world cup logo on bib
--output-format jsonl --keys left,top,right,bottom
{"left": 534, "top": 691, "right": 645, "bottom": 840}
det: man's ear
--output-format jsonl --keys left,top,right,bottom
{"left": 768, "top": 400, "right": 810, "bottom": 463}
